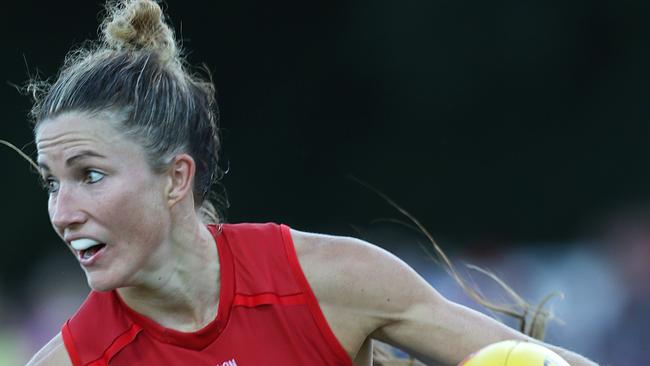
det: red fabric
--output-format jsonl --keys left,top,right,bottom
{"left": 61, "top": 223, "right": 353, "bottom": 365}
{"left": 232, "top": 293, "right": 306, "bottom": 307}
{"left": 86, "top": 324, "right": 142, "bottom": 366}
{"left": 280, "top": 225, "right": 355, "bottom": 364}
{"left": 61, "top": 320, "right": 82, "bottom": 366}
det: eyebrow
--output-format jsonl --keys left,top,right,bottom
{"left": 38, "top": 150, "right": 107, "bottom": 172}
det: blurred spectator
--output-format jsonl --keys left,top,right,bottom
{"left": 594, "top": 206, "right": 650, "bottom": 366}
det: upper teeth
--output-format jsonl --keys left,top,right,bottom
{"left": 70, "top": 238, "right": 100, "bottom": 251}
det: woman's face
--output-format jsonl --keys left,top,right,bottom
{"left": 36, "top": 111, "right": 172, "bottom": 291}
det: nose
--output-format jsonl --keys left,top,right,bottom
{"left": 49, "top": 183, "right": 88, "bottom": 233}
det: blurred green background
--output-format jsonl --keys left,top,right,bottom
{"left": 1, "top": 1, "right": 649, "bottom": 364}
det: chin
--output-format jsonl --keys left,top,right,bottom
{"left": 84, "top": 270, "right": 124, "bottom": 292}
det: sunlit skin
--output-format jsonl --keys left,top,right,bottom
{"left": 30, "top": 112, "right": 599, "bottom": 366}
{"left": 35, "top": 111, "right": 220, "bottom": 331}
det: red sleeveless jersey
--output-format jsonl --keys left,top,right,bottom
{"left": 61, "top": 223, "right": 353, "bottom": 365}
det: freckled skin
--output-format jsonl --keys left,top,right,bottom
{"left": 30, "top": 117, "right": 599, "bottom": 366}
{"left": 36, "top": 111, "right": 172, "bottom": 292}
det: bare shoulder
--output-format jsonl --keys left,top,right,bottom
{"left": 26, "top": 333, "right": 72, "bottom": 366}
{"left": 289, "top": 229, "right": 401, "bottom": 275}
{"left": 288, "top": 229, "right": 445, "bottom": 355}
{"left": 289, "top": 228, "right": 440, "bottom": 307}
{"left": 288, "top": 229, "right": 391, "bottom": 296}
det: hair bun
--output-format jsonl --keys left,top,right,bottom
{"left": 102, "top": 0, "right": 178, "bottom": 60}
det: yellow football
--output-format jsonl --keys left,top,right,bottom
{"left": 459, "top": 340, "right": 571, "bottom": 366}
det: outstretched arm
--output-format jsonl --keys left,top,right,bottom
{"left": 294, "top": 230, "right": 599, "bottom": 366}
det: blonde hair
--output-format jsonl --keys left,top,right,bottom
{"left": 28, "top": 0, "right": 226, "bottom": 222}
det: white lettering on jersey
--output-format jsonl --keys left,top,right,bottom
{"left": 217, "top": 358, "right": 237, "bottom": 366}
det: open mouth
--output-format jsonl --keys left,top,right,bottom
{"left": 80, "top": 243, "right": 107, "bottom": 261}
{"left": 70, "top": 238, "right": 107, "bottom": 264}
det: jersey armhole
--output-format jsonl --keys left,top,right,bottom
{"left": 279, "top": 224, "right": 354, "bottom": 366}
{"left": 61, "top": 320, "right": 82, "bottom": 366}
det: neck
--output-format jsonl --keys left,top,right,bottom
{"left": 117, "top": 217, "right": 220, "bottom": 332}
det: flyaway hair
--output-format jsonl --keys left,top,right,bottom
{"left": 349, "top": 178, "right": 561, "bottom": 365}
{"left": 26, "top": 0, "right": 226, "bottom": 222}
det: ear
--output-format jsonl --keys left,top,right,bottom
{"left": 164, "top": 153, "right": 196, "bottom": 207}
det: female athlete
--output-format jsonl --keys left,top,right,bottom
{"left": 23, "top": 0, "right": 599, "bottom": 365}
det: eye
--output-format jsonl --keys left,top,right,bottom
{"left": 42, "top": 177, "right": 60, "bottom": 194}
{"left": 84, "top": 170, "right": 105, "bottom": 184}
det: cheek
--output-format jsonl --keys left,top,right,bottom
{"left": 47, "top": 196, "right": 54, "bottom": 218}
{"left": 47, "top": 196, "right": 59, "bottom": 233}
{"left": 100, "top": 177, "right": 169, "bottom": 244}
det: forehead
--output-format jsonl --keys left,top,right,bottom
{"left": 36, "top": 112, "right": 137, "bottom": 164}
